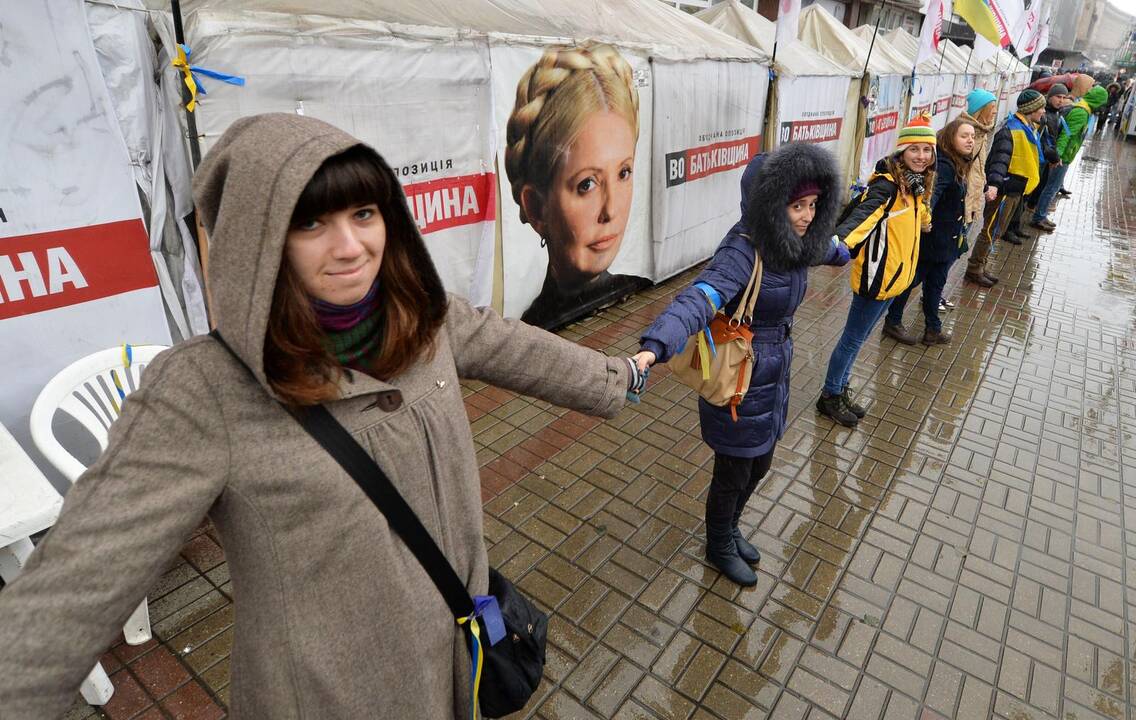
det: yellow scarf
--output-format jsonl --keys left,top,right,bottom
{"left": 1007, "top": 113, "right": 1042, "bottom": 195}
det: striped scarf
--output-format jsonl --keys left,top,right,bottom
{"left": 312, "top": 281, "right": 383, "bottom": 369}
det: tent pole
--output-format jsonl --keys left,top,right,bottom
{"left": 862, "top": 17, "right": 881, "bottom": 77}
{"left": 963, "top": 43, "right": 974, "bottom": 74}
{"left": 935, "top": 37, "right": 947, "bottom": 74}
{"left": 171, "top": 0, "right": 202, "bottom": 170}
{"left": 763, "top": 42, "right": 778, "bottom": 152}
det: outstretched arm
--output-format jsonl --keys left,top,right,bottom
{"left": 446, "top": 295, "right": 629, "bottom": 418}
{"left": 0, "top": 348, "right": 229, "bottom": 718}
{"left": 639, "top": 241, "right": 755, "bottom": 365}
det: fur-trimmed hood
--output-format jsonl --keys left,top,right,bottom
{"left": 740, "top": 143, "right": 843, "bottom": 272}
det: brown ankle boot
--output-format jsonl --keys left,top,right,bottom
{"left": 882, "top": 322, "right": 919, "bottom": 345}
{"left": 966, "top": 271, "right": 995, "bottom": 287}
{"left": 922, "top": 329, "right": 952, "bottom": 345}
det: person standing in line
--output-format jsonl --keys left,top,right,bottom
{"left": 882, "top": 117, "right": 977, "bottom": 346}
{"left": 0, "top": 114, "right": 649, "bottom": 719}
{"left": 1026, "top": 84, "right": 1072, "bottom": 233}
{"left": 957, "top": 89, "right": 1000, "bottom": 288}
{"left": 817, "top": 114, "right": 936, "bottom": 428}
{"left": 965, "top": 90, "right": 1046, "bottom": 285}
{"left": 1055, "top": 86, "right": 1108, "bottom": 186}
{"left": 1056, "top": 74, "right": 1097, "bottom": 196}
{"left": 631, "top": 143, "right": 850, "bottom": 586}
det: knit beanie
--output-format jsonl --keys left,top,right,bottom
{"left": 895, "top": 113, "right": 936, "bottom": 149}
{"left": 1017, "top": 89, "right": 1045, "bottom": 114}
{"left": 967, "top": 88, "right": 997, "bottom": 117}
{"left": 1046, "top": 83, "right": 1069, "bottom": 98}
{"left": 788, "top": 181, "right": 821, "bottom": 203}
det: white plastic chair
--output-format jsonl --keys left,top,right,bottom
{"left": 30, "top": 345, "right": 169, "bottom": 649}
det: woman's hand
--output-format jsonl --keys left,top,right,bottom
{"left": 830, "top": 237, "right": 851, "bottom": 266}
{"left": 632, "top": 350, "right": 656, "bottom": 372}
{"left": 984, "top": 186, "right": 998, "bottom": 202}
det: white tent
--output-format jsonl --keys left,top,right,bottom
{"left": 940, "top": 40, "right": 985, "bottom": 121}
{"left": 975, "top": 48, "right": 1030, "bottom": 124}
{"left": 882, "top": 27, "right": 969, "bottom": 129}
{"left": 800, "top": 5, "right": 910, "bottom": 188}
{"left": 135, "top": 0, "right": 770, "bottom": 319}
{"left": 696, "top": 1, "right": 857, "bottom": 184}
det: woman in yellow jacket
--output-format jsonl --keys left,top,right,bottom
{"left": 816, "top": 114, "right": 935, "bottom": 427}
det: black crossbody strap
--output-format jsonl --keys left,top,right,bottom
{"left": 208, "top": 331, "right": 474, "bottom": 619}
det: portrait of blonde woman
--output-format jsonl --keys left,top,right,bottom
{"left": 505, "top": 44, "right": 648, "bottom": 329}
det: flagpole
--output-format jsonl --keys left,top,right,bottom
{"left": 963, "top": 43, "right": 974, "bottom": 74}
{"left": 935, "top": 36, "right": 948, "bottom": 74}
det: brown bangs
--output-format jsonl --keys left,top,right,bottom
{"left": 937, "top": 118, "right": 976, "bottom": 178}
{"left": 265, "top": 145, "right": 447, "bottom": 406}
{"left": 289, "top": 145, "right": 393, "bottom": 227}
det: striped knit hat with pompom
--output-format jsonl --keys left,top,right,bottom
{"left": 895, "top": 113, "right": 936, "bottom": 149}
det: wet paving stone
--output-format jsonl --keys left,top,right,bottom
{"left": 71, "top": 132, "right": 1136, "bottom": 718}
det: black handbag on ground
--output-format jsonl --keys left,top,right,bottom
{"left": 210, "top": 331, "right": 546, "bottom": 718}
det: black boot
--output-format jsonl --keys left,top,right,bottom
{"left": 731, "top": 477, "right": 761, "bottom": 565}
{"left": 705, "top": 479, "right": 757, "bottom": 586}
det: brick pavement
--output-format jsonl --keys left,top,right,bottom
{"left": 67, "top": 130, "right": 1136, "bottom": 719}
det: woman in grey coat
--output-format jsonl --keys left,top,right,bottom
{"left": 0, "top": 114, "right": 644, "bottom": 719}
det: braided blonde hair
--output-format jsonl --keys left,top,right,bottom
{"left": 505, "top": 44, "right": 640, "bottom": 225}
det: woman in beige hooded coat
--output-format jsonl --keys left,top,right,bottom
{"left": 0, "top": 114, "right": 642, "bottom": 718}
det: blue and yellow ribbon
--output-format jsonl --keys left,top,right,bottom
{"left": 108, "top": 344, "right": 133, "bottom": 414}
{"left": 456, "top": 614, "right": 485, "bottom": 720}
{"left": 172, "top": 44, "right": 245, "bottom": 112}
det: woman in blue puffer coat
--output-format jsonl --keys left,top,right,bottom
{"left": 631, "top": 143, "right": 850, "bottom": 586}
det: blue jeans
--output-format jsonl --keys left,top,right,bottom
{"left": 885, "top": 260, "right": 953, "bottom": 332}
{"left": 822, "top": 293, "right": 893, "bottom": 396}
{"left": 1032, "top": 164, "right": 1068, "bottom": 222}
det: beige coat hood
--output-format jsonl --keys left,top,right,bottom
{"left": 192, "top": 113, "right": 446, "bottom": 392}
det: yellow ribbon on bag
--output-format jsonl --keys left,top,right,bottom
{"left": 456, "top": 614, "right": 485, "bottom": 720}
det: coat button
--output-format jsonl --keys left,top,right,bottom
{"left": 436, "top": 380, "right": 446, "bottom": 389}
{"left": 366, "top": 390, "right": 402, "bottom": 412}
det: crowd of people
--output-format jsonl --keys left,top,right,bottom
{"left": 0, "top": 69, "right": 1120, "bottom": 717}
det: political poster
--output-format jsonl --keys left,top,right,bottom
{"left": 651, "top": 60, "right": 768, "bottom": 280}
{"left": 775, "top": 75, "right": 851, "bottom": 154}
{"left": 2, "top": 0, "right": 172, "bottom": 481}
{"left": 858, "top": 75, "right": 906, "bottom": 187}
{"left": 490, "top": 43, "right": 653, "bottom": 327}
{"left": 932, "top": 73, "right": 956, "bottom": 130}
{"left": 950, "top": 74, "right": 977, "bottom": 121}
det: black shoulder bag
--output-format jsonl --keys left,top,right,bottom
{"left": 209, "top": 331, "right": 546, "bottom": 719}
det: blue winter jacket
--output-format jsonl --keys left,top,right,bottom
{"left": 641, "top": 144, "right": 845, "bottom": 457}
{"left": 921, "top": 154, "right": 969, "bottom": 264}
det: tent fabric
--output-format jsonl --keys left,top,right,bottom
{"left": 798, "top": 5, "right": 909, "bottom": 76}
{"left": 85, "top": 0, "right": 209, "bottom": 339}
{"left": 943, "top": 40, "right": 980, "bottom": 75}
{"left": 696, "top": 0, "right": 855, "bottom": 77}
{"left": 143, "top": 0, "right": 767, "bottom": 61}
{"left": 884, "top": 27, "right": 971, "bottom": 74}
{"left": 851, "top": 25, "right": 917, "bottom": 75}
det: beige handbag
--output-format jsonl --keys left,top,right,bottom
{"left": 666, "top": 254, "right": 763, "bottom": 421}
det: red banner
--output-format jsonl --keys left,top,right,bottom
{"left": 403, "top": 172, "right": 496, "bottom": 235}
{"left": 665, "top": 135, "right": 762, "bottom": 187}
{"left": 0, "top": 219, "right": 157, "bottom": 320}
{"left": 780, "top": 117, "right": 843, "bottom": 145}
{"left": 866, "top": 111, "right": 900, "bottom": 138}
